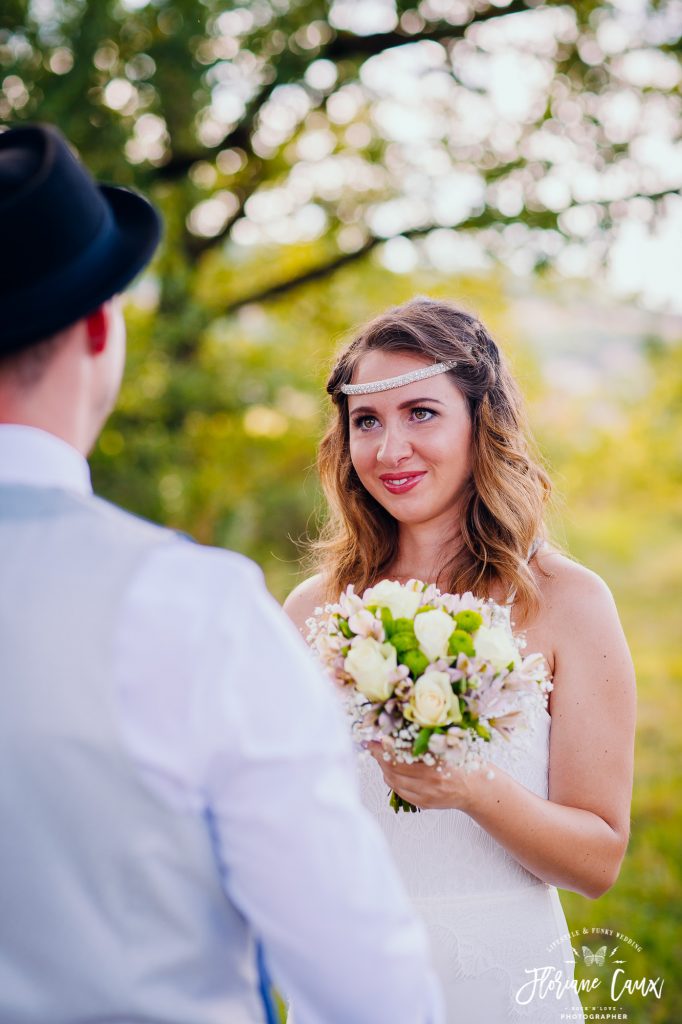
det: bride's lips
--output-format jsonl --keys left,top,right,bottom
{"left": 379, "top": 471, "right": 427, "bottom": 494}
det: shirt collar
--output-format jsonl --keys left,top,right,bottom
{"left": 0, "top": 425, "right": 93, "bottom": 495}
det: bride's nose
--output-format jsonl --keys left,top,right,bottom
{"left": 376, "top": 425, "right": 412, "bottom": 466}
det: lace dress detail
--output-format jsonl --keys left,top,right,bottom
{"left": 357, "top": 706, "right": 580, "bottom": 1022}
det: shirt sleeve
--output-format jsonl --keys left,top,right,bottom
{"left": 115, "top": 540, "right": 444, "bottom": 1024}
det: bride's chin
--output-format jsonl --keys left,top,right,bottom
{"left": 366, "top": 489, "right": 432, "bottom": 525}
{"left": 380, "top": 504, "right": 431, "bottom": 526}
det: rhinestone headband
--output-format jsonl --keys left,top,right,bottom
{"left": 339, "top": 359, "right": 458, "bottom": 396}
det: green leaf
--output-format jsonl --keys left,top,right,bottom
{"left": 392, "top": 617, "right": 416, "bottom": 634}
{"left": 339, "top": 619, "right": 353, "bottom": 639}
{"left": 380, "top": 606, "right": 394, "bottom": 636}
{"left": 412, "top": 726, "right": 433, "bottom": 757}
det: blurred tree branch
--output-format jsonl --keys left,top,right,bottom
{"left": 2, "top": 0, "right": 679, "bottom": 334}
{"left": 221, "top": 186, "right": 681, "bottom": 314}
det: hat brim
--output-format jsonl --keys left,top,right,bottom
{"left": 2, "top": 183, "right": 161, "bottom": 352}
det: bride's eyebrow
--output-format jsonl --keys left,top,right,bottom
{"left": 349, "top": 397, "right": 445, "bottom": 415}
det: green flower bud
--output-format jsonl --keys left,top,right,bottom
{"left": 448, "top": 629, "right": 475, "bottom": 658}
{"left": 455, "top": 609, "right": 484, "bottom": 634}
{"left": 391, "top": 632, "right": 418, "bottom": 655}
{"left": 399, "top": 649, "right": 430, "bottom": 679}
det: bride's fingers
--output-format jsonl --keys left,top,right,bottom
{"left": 385, "top": 762, "right": 434, "bottom": 780}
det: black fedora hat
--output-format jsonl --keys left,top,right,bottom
{"left": 0, "top": 123, "right": 162, "bottom": 354}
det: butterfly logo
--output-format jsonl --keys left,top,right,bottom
{"left": 569, "top": 943, "right": 627, "bottom": 967}
{"left": 582, "top": 945, "right": 607, "bottom": 966}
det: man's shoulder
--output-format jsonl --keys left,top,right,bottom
{"left": 86, "top": 493, "right": 264, "bottom": 597}
{"left": 86, "top": 493, "right": 176, "bottom": 541}
{"left": 132, "top": 524, "right": 264, "bottom": 607}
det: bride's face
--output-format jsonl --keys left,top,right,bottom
{"left": 347, "top": 349, "right": 473, "bottom": 528}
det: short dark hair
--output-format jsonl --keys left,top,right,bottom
{"left": 0, "top": 328, "right": 70, "bottom": 387}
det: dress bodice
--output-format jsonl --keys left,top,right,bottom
{"left": 357, "top": 706, "right": 552, "bottom": 900}
{"left": 356, "top": 708, "right": 580, "bottom": 1022}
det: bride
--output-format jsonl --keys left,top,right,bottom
{"left": 284, "top": 297, "right": 636, "bottom": 1022}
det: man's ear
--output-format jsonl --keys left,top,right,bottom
{"left": 84, "top": 304, "right": 109, "bottom": 354}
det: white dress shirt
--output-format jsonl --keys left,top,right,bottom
{"left": 0, "top": 425, "right": 443, "bottom": 1024}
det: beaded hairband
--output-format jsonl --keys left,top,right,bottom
{"left": 339, "top": 359, "right": 458, "bottom": 396}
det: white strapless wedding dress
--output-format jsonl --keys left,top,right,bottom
{"left": 356, "top": 706, "right": 581, "bottom": 1022}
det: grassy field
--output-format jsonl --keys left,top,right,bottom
{"left": 557, "top": 520, "right": 682, "bottom": 1023}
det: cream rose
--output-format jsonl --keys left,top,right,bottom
{"left": 414, "top": 608, "right": 455, "bottom": 661}
{"left": 363, "top": 579, "right": 423, "bottom": 621}
{"left": 474, "top": 626, "right": 519, "bottom": 672}
{"left": 408, "top": 671, "right": 461, "bottom": 727}
{"left": 344, "top": 636, "right": 397, "bottom": 702}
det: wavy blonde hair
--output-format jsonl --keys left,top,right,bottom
{"left": 311, "top": 297, "right": 552, "bottom": 623}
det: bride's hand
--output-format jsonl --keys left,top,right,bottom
{"left": 367, "top": 742, "right": 488, "bottom": 812}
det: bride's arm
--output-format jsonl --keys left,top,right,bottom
{"left": 375, "top": 559, "right": 636, "bottom": 900}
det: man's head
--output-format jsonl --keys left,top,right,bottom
{"left": 0, "top": 124, "right": 161, "bottom": 451}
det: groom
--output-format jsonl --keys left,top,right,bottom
{"left": 0, "top": 124, "right": 443, "bottom": 1024}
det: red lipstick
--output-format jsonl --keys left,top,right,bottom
{"left": 378, "top": 471, "right": 426, "bottom": 494}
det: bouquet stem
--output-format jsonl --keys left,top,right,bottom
{"left": 389, "top": 789, "right": 419, "bottom": 814}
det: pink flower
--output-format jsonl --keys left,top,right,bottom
{"left": 338, "top": 585, "right": 364, "bottom": 618}
{"left": 490, "top": 711, "right": 523, "bottom": 738}
{"left": 348, "top": 608, "right": 383, "bottom": 639}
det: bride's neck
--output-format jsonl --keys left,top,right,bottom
{"left": 388, "top": 520, "right": 463, "bottom": 585}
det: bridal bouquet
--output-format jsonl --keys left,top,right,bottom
{"left": 307, "top": 579, "right": 551, "bottom": 812}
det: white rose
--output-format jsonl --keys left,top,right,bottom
{"left": 344, "top": 636, "right": 398, "bottom": 702}
{"left": 474, "top": 626, "right": 519, "bottom": 672}
{"left": 414, "top": 608, "right": 455, "bottom": 661}
{"left": 363, "top": 579, "right": 423, "bottom": 621}
{"left": 408, "top": 671, "right": 461, "bottom": 727}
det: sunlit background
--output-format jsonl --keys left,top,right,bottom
{"left": 2, "top": 0, "right": 681, "bottom": 1018}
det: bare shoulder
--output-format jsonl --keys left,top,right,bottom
{"left": 282, "top": 573, "right": 328, "bottom": 636}
{"left": 531, "top": 546, "right": 628, "bottom": 671}
{"left": 530, "top": 546, "right": 633, "bottom": 715}
{"left": 533, "top": 546, "right": 617, "bottom": 621}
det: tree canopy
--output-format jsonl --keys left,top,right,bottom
{"left": 1, "top": 0, "right": 679, "bottom": 580}
{"left": 2, "top": 0, "right": 680, "bottom": 323}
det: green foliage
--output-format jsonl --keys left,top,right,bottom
{"left": 534, "top": 334, "right": 682, "bottom": 1023}
{"left": 412, "top": 727, "right": 433, "bottom": 757}
{"left": 380, "top": 606, "right": 394, "bottom": 637}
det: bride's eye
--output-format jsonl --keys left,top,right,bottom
{"left": 353, "top": 414, "right": 378, "bottom": 431}
{"left": 411, "top": 407, "right": 436, "bottom": 422}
